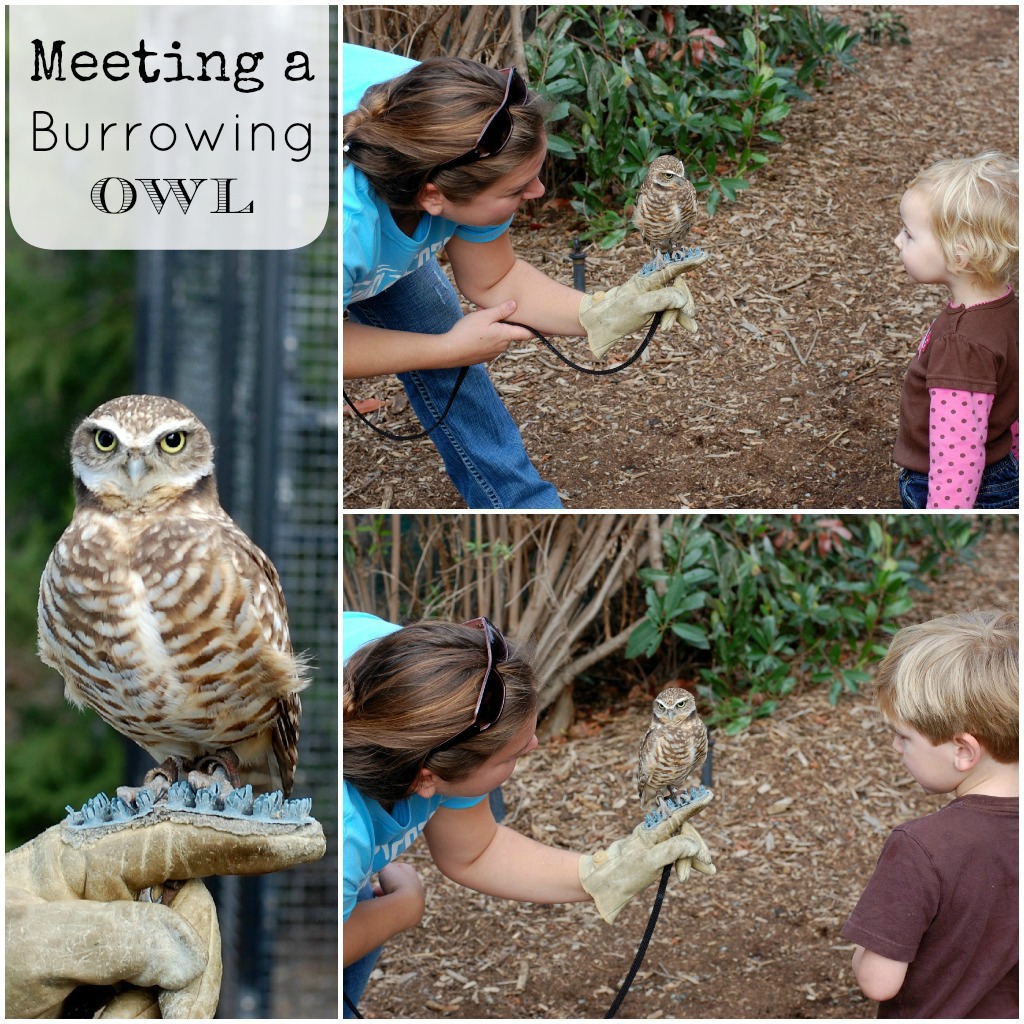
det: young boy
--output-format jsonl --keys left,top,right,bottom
{"left": 842, "top": 610, "right": 1018, "bottom": 1017}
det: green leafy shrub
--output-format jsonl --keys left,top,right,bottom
{"left": 526, "top": 5, "right": 860, "bottom": 245}
{"left": 5, "top": 700, "right": 124, "bottom": 849}
{"left": 627, "top": 514, "right": 983, "bottom": 733}
{"left": 862, "top": 6, "right": 911, "bottom": 46}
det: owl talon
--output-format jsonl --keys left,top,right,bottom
{"left": 193, "top": 748, "right": 242, "bottom": 784}
{"left": 643, "top": 785, "right": 713, "bottom": 829}
{"left": 188, "top": 771, "right": 235, "bottom": 799}
{"left": 639, "top": 245, "right": 707, "bottom": 277}
{"left": 139, "top": 878, "right": 185, "bottom": 906}
{"left": 116, "top": 754, "right": 188, "bottom": 809}
{"left": 141, "top": 755, "right": 189, "bottom": 798}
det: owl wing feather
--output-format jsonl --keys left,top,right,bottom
{"left": 636, "top": 725, "right": 656, "bottom": 802}
{"left": 217, "top": 512, "right": 309, "bottom": 795}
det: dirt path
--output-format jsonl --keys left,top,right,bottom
{"left": 342, "top": 5, "right": 1018, "bottom": 510}
{"left": 351, "top": 525, "right": 1018, "bottom": 1019}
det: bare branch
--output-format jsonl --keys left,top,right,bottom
{"left": 343, "top": 513, "right": 663, "bottom": 725}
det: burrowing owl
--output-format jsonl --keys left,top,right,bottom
{"left": 37, "top": 395, "right": 307, "bottom": 796}
{"left": 637, "top": 686, "right": 708, "bottom": 815}
{"left": 633, "top": 155, "right": 699, "bottom": 258}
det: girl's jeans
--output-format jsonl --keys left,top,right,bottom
{"left": 343, "top": 883, "right": 380, "bottom": 1018}
{"left": 898, "top": 452, "right": 1019, "bottom": 509}
{"left": 346, "top": 259, "right": 563, "bottom": 509}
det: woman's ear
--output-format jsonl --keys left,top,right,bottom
{"left": 952, "top": 732, "right": 984, "bottom": 772}
{"left": 410, "top": 767, "right": 438, "bottom": 798}
{"left": 416, "top": 182, "right": 446, "bottom": 216}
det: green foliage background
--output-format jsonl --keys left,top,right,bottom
{"left": 525, "top": 4, "right": 861, "bottom": 245}
{"left": 627, "top": 514, "right": 1006, "bottom": 733}
{"left": 5, "top": 223, "right": 134, "bottom": 848}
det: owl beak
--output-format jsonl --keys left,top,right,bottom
{"left": 126, "top": 454, "right": 148, "bottom": 484}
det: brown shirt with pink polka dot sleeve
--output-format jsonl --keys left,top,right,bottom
{"left": 894, "top": 289, "right": 1018, "bottom": 476}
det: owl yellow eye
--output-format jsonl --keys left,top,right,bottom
{"left": 159, "top": 431, "right": 187, "bottom": 454}
{"left": 94, "top": 429, "right": 118, "bottom": 452}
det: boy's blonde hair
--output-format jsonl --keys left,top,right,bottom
{"left": 875, "top": 610, "right": 1018, "bottom": 763}
{"left": 909, "top": 152, "right": 1018, "bottom": 287}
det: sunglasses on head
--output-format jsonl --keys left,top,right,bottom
{"left": 427, "top": 617, "right": 509, "bottom": 756}
{"left": 428, "top": 67, "right": 530, "bottom": 179}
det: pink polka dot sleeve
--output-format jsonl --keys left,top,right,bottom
{"left": 927, "top": 388, "right": 993, "bottom": 509}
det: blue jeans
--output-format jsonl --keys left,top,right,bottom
{"left": 346, "top": 259, "right": 563, "bottom": 509}
{"left": 343, "top": 883, "right": 380, "bottom": 1018}
{"left": 898, "top": 452, "right": 1019, "bottom": 509}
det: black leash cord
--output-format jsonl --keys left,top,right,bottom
{"left": 505, "top": 309, "right": 663, "bottom": 376}
{"left": 342, "top": 311, "right": 664, "bottom": 442}
{"left": 342, "top": 364, "right": 468, "bottom": 441}
{"left": 605, "top": 862, "right": 672, "bottom": 1018}
{"left": 342, "top": 861, "right": 671, "bottom": 1020}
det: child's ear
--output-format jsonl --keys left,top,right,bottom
{"left": 950, "top": 244, "right": 973, "bottom": 273}
{"left": 410, "top": 767, "right": 438, "bottom": 798}
{"left": 952, "top": 732, "right": 984, "bottom": 772}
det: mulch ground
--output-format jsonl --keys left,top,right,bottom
{"left": 350, "top": 525, "right": 1018, "bottom": 1019}
{"left": 342, "top": 4, "right": 1019, "bottom": 510}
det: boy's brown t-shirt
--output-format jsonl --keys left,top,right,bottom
{"left": 841, "top": 794, "right": 1018, "bottom": 1018}
{"left": 894, "top": 290, "right": 1019, "bottom": 473}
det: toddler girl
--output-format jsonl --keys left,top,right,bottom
{"left": 892, "top": 151, "right": 1018, "bottom": 508}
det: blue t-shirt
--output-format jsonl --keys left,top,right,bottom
{"left": 342, "top": 43, "right": 513, "bottom": 309}
{"left": 342, "top": 611, "right": 484, "bottom": 921}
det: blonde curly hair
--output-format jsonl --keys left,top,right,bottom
{"left": 908, "top": 151, "right": 1018, "bottom": 288}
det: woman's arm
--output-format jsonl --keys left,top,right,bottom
{"left": 343, "top": 308, "right": 534, "bottom": 379}
{"left": 447, "top": 233, "right": 586, "bottom": 338}
{"left": 342, "top": 862, "right": 425, "bottom": 966}
{"left": 851, "top": 944, "right": 909, "bottom": 1002}
{"left": 422, "top": 798, "right": 588, "bottom": 903}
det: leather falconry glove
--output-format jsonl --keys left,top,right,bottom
{"left": 579, "top": 788, "right": 715, "bottom": 924}
{"left": 5, "top": 812, "right": 325, "bottom": 1018}
{"left": 579, "top": 249, "right": 709, "bottom": 358}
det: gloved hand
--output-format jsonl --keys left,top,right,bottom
{"left": 579, "top": 249, "right": 709, "bottom": 358}
{"left": 6, "top": 812, "right": 326, "bottom": 1018}
{"left": 579, "top": 789, "right": 715, "bottom": 924}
